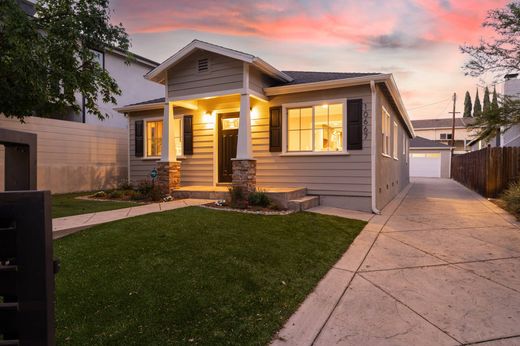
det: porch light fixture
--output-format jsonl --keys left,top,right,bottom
{"left": 202, "top": 111, "right": 215, "bottom": 129}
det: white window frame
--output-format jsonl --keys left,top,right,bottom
{"left": 281, "top": 98, "right": 348, "bottom": 156}
{"left": 393, "top": 121, "right": 399, "bottom": 160}
{"left": 382, "top": 106, "right": 391, "bottom": 157}
{"left": 143, "top": 116, "right": 184, "bottom": 159}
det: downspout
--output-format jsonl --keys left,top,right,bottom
{"left": 370, "top": 80, "right": 381, "bottom": 214}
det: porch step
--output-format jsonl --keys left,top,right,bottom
{"left": 288, "top": 196, "right": 320, "bottom": 211}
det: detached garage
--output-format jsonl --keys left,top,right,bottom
{"left": 409, "top": 137, "right": 452, "bottom": 178}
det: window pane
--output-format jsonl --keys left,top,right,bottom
{"left": 314, "top": 128, "right": 326, "bottom": 151}
{"left": 288, "top": 109, "right": 300, "bottom": 130}
{"left": 174, "top": 118, "right": 182, "bottom": 156}
{"left": 314, "top": 105, "right": 328, "bottom": 127}
{"left": 301, "top": 107, "right": 312, "bottom": 129}
{"left": 222, "top": 117, "right": 239, "bottom": 130}
{"left": 330, "top": 127, "right": 343, "bottom": 151}
{"left": 288, "top": 130, "right": 300, "bottom": 151}
{"left": 146, "top": 120, "right": 162, "bottom": 157}
{"left": 300, "top": 129, "right": 312, "bottom": 150}
{"left": 329, "top": 104, "right": 343, "bottom": 127}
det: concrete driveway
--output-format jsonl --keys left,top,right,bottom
{"left": 274, "top": 178, "right": 520, "bottom": 345}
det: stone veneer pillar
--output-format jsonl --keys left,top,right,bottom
{"left": 157, "top": 161, "right": 181, "bottom": 195}
{"left": 232, "top": 159, "right": 256, "bottom": 194}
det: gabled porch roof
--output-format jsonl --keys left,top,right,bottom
{"left": 145, "top": 39, "right": 293, "bottom": 84}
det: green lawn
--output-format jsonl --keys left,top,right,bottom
{"left": 54, "top": 207, "right": 366, "bottom": 345}
{"left": 52, "top": 192, "right": 137, "bottom": 218}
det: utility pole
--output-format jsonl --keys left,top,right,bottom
{"left": 450, "top": 92, "right": 461, "bottom": 150}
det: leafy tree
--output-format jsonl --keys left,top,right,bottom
{"left": 492, "top": 86, "right": 499, "bottom": 110}
{"left": 0, "top": 0, "right": 130, "bottom": 121}
{"left": 461, "top": 1, "right": 520, "bottom": 141}
{"left": 474, "top": 89, "right": 482, "bottom": 117}
{"left": 463, "top": 91, "right": 473, "bottom": 117}
{"left": 483, "top": 86, "right": 491, "bottom": 113}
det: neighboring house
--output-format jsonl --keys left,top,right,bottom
{"left": 469, "top": 74, "right": 520, "bottom": 151}
{"left": 16, "top": 0, "right": 163, "bottom": 129}
{"left": 411, "top": 117, "right": 477, "bottom": 154}
{"left": 409, "top": 136, "right": 452, "bottom": 178}
{"left": 116, "top": 40, "right": 415, "bottom": 213}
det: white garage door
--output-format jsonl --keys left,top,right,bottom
{"left": 410, "top": 152, "right": 441, "bottom": 177}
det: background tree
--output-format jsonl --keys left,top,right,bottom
{"left": 463, "top": 91, "right": 473, "bottom": 117}
{"left": 474, "top": 89, "right": 482, "bottom": 117}
{"left": 461, "top": 1, "right": 520, "bottom": 141}
{"left": 0, "top": 0, "right": 130, "bottom": 121}
{"left": 492, "top": 86, "right": 499, "bottom": 110}
{"left": 483, "top": 86, "right": 491, "bottom": 113}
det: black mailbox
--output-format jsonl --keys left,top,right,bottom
{"left": 0, "top": 191, "right": 56, "bottom": 345}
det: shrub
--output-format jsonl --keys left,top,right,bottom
{"left": 502, "top": 180, "right": 520, "bottom": 217}
{"left": 129, "top": 191, "right": 146, "bottom": 201}
{"left": 136, "top": 180, "right": 154, "bottom": 195}
{"left": 228, "top": 186, "right": 247, "bottom": 209}
{"left": 92, "top": 191, "right": 106, "bottom": 198}
{"left": 149, "top": 186, "right": 162, "bottom": 202}
{"left": 108, "top": 190, "right": 123, "bottom": 199}
{"left": 118, "top": 179, "right": 133, "bottom": 190}
{"left": 248, "top": 190, "right": 270, "bottom": 207}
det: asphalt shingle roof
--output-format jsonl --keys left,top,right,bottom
{"left": 410, "top": 136, "right": 451, "bottom": 149}
{"left": 127, "top": 97, "right": 165, "bottom": 107}
{"left": 280, "top": 71, "right": 381, "bottom": 85}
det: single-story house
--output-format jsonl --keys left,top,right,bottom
{"left": 409, "top": 136, "right": 452, "bottom": 178}
{"left": 116, "top": 40, "right": 415, "bottom": 213}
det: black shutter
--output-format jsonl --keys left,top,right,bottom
{"left": 347, "top": 99, "right": 363, "bottom": 150}
{"left": 269, "top": 106, "right": 282, "bottom": 152}
{"left": 183, "top": 115, "right": 193, "bottom": 155}
{"left": 135, "top": 120, "right": 144, "bottom": 157}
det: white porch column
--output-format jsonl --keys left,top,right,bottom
{"left": 161, "top": 102, "right": 177, "bottom": 162}
{"left": 236, "top": 93, "right": 253, "bottom": 159}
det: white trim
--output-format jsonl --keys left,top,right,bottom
{"left": 370, "top": 80, "right": 380, "bottom": 214}
{"left": 145, "top": 40, "right": 292, "bottom": 84}
{"left": 410, "top": 147, "right": 452, "bottom": 150}
{"left": 393, "top": 121, "right": 399, "bottom": 160}
{"left": 168, "top": 88, "right": 244, "bottom": 102}
{"left": 265, "top": 74, "right": 391, "bottom": 96}
{"left": 382, "top": 106, "right": 391, "bottom": 156}
{"left": 281, "top": 98, "right": 348, "bottom": 155}
{"left": 115, "top": 102, "right": 164, "bottom": 113}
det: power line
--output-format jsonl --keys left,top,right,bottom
{"left": 408, "top": 98, "right": 451, "bottom": 111}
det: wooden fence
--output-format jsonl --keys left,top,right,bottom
{"left": 451, "top": 146, "right": 520, "bottom": 198}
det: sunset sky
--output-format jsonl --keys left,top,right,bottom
{"left": 109, "top": 0, "right": 509, "bottom": 120}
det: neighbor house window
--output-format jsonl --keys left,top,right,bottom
{"left": 145, "top": 118, "right": 183, "bottom": 157}
{"left": 393, "top": 121, "right": 398, "bottom": 159}
{"left": 440, "top": 133, "right": 452, "bottom": 140}
{"left": 382, "top": 107, "right": 391, "bottom": 155}
{"left": 287, "top": 103, "right": 343, "bottom": 152}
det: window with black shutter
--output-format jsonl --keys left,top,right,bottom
{"left": 347, "top": 99, "right": 363, "bottom": 150}
{"left": 269, "top": 106, "right": 282, "bottom": 152}
{"left": 135, "top": 120, "right": 144, "bottom": 157}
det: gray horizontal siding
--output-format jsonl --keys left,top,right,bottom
{"left": 167, "top": 50, "right": 243, "bottom": 99}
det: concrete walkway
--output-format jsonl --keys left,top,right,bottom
{"left": 53, "top": 198, "right": 213, "bottom": 239}
{"left": 273, "top": 178, "right": 520, "bottom": 346}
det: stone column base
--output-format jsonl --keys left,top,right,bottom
{"left": 157, "top": 161, "right": 181, "bottom": 195}
{"left": 232, "top": 159, "right": 256, "bottom": 195}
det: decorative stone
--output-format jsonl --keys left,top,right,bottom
{"left": 156, "top": 161, "right": 181, "bottom": 194}
{"left": 232, "top": 159, "right": 256, "bottom": 195}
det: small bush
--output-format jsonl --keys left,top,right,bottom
{"left": 228, "top": 186, "right": 247, "bottom": 209}
{"left": 93, "top": 191, "right": 106, "bottom": 198}
{"left": 129, "top": 191, "right": 147, "bottom": 201}
{"left": 248, "top": 190, "right": 270, "bottom": 207}
{"left": 149, "top": 186, "right": 162, "bottom": 202}
{"left": 118, "top": 179, "right": 133, "bottom": 190}
{"left": 108, "top": 190, "right": 123, "bottom": 199}
{"left": 502, "top": 180, "right": 520, "bottom": 217}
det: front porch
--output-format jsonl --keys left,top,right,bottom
{"left": 172, "top": 186, "right": 319, "bottom": 211}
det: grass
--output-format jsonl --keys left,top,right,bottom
{"left": 54, "top": 207, "right": 366, "bottom": 345}
{"left": 52, "top": 192, "right": 137, "bottom": 218}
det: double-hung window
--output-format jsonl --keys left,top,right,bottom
{"left": 382, "top": 106, "right": 391, "bottom": 156}
{"left": 393, "top": 121, "right": 398, "bottom": 159}
{"left": 287, "top": 103, "right": 344, "bottom": 152}
{"left": 145, "top": 118, "right": 183, "bottom": 158}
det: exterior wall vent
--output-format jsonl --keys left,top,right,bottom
{"left": 197, "top": 58, "right": 209, "bottom": 72}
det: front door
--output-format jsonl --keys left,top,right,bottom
{"left": 218, "top": 113, "right": 239, "bottom": 183}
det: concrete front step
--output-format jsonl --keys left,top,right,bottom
{"left": 288, "top": 196, "right": 320, "bottom": 211}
